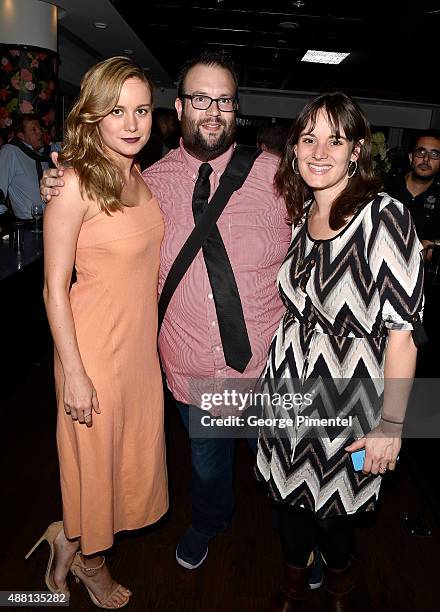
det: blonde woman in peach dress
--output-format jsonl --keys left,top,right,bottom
{"left": 25, "top": 57, "right": 168, "bottom": 609}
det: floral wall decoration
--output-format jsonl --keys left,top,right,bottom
{"left": 0, "top": 45, "right": 58, "bottom": 144}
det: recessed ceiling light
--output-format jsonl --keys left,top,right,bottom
{"left": 301, "top": 50, "right": 350, "bottom": 64}
{"left": 279, "top": 21, "right": 299, "bottom": 30}
{"left": 93, "top": 22, "right": 108, "bottom": 29}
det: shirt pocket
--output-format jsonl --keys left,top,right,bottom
{"left": 222, "top": 211, "right": 291, "bottom": 269}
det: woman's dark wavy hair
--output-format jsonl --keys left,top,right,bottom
{"left": 275, "top": 91, "right": 381, "bottom": 228}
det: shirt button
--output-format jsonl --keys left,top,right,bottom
{"left": 310, "top": 259, "right": 315, "bottom": 265}
{"left": 208, "top": 293, "right": 213, "bottom": 300}
{"left": 211, "top": 321, "right": 216, "bottom": 327}
{"left": 216, "top": 346, "right": 221, "bottom": 352}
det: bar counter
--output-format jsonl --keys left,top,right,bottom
{"left": 0, "top": 226, "right": 43, "bottom": 282}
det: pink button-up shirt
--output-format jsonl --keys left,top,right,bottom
{"left": 143, "top": 142, "right": 291, "bottom": 405}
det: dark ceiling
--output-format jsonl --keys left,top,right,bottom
{"left": 111, "top": 0, "right": 440, "bottom": 104}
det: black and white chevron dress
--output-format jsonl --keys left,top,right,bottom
{"left": 255, "top": 194, "right": 425, "bottom": 517}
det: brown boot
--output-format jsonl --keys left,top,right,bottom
{"left": 271, "top": 557, "right": 314, "bottom": 612}
{"left": 322, "top": 557, "right": 354, "bottom": 612}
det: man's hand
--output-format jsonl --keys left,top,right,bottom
{"left": 40, "top": 152, "right": 65, "bottom": 202}
{"left": 421, "top": 239, "right": 435, "bottom": 262}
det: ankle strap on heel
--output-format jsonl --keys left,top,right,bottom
{"left": 72, "top": 552, "right": 105, "bottom": 577}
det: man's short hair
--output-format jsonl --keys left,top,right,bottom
{"left": 13, "top": 114, "right": 39, "bottom": 136}
{"left": 410, "top": 129, "right": 440, "bottom": 151}
{"left": 256, "top": 123, "right": 290, "bottom": 156}
{"left": 177, "top": 50, "right": 239, "bottom": 99}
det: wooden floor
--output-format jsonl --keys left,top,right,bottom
{"left": 1, "top": 344, "right": 439, "bottom": 612}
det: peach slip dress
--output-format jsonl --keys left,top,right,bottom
{"left": 54, "top": 195, "right": 168, "bottom": 555}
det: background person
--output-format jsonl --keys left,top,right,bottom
{"left": 256, "top": 122, "right": 290, "bottom": 158}
{"left": 385, "top": 130, "right": 440, "bottom": 249}
{"left": 256, "top": 92, "right": 425, "bottom": 610}
{"left": 28, "top": 57, "right": 168, "bottom": 609}
{"left": 135, "top": 107, "right": 179, "bottom": 170}
{"left": 0, "top": 114, "right": 50, "bottom": 221}
{"left": 385, "top": 131, "right": 440, "bottom": 376}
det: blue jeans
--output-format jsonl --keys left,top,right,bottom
{"left": 176, "top": 401, "right": 257, "bottom": 538}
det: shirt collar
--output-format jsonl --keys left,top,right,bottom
{"left": 23, "top": 140, "right": 43, "bottom": 154}
{"left": 178, "top": 138, "right": 235, "bottom": 180}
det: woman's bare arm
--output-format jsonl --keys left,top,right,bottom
{"left": 43, "top": 169, "right": 100, "bottom": 426}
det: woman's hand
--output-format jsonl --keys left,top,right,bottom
{"left": 345, "top": 426, "right": 401, "bottom": 475}
{"left": 63, "top": 371, "right": 100, "bottom": 427}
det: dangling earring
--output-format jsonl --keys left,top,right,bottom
{"left": 347, "top": 160, "right": 357, "bottom": 178}
{"left": 292, "top": 157, "right": 300, "bottom": 175}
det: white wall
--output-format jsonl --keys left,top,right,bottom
{"left": 153, "top": 87, "right": 439, "bottom": 131}
{"left": 0, "top": 0, "right": 57, "bottom": 52}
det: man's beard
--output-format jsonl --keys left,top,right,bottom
{"left": 412, "top": 162, "right": 436, "bottom": 182}
{"left": 181, "top": 113, "right": 236, "bottom": 161}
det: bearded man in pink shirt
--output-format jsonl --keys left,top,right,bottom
{"left": 144, "top": 51, "right": 292, "bottom": 571}
{"left": 40, "top": 51, "right": 292, "bottom": 572}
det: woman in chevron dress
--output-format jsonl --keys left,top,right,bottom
{"left": 255, "top": 92, "right": 425, "bottom": 610}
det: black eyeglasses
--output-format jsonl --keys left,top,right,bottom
{"left": 414, "top": 147, "right": 440, "bottom": 160}
{"left": 180, "top": 94, "right": 238, "bottom": 112}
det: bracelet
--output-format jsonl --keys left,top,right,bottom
{"left": 381, "top": 416, "right": 404, "bottom": 425}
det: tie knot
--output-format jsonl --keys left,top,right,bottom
{"left": 198, "top": 163, "right": 213, "bottom": 180}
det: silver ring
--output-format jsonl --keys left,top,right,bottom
{"left": 379, "top": 466, "right": 387, "bottom": 472}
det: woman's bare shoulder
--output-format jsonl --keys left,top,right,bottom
{"left": 60, "top": 168, "right": 84, "bottom": 196}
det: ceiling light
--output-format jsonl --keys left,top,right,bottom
{"left": 301, "top": 50, "right": 350, "bottom": 64}
{"left": 93, "top": 22, "right": 108, "bottom": 29}
{"left": 278, "top": 21, "right": 299, "bottom": 30}
{"left": 292, "top": 1, "right": 305, "bottom": 7}
{"left": 123, "top": 49, "right": 134, "bottom": 55}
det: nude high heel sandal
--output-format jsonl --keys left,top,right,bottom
{"left": 25, "top": 521, "right": 70, "bottom": 596}
{"left": 70, "top": 551, "right": 131, "bottom": 609}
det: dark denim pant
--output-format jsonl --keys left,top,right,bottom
{"left": 176, "top": 401, "right": 258, "bottom": 538}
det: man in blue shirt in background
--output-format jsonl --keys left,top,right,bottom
{"left": 0, "top": 114, "right": 52, "bottom": 223}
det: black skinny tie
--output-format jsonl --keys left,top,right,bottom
{"left": 192, "top": 163, "right": 252, "bottom": 373}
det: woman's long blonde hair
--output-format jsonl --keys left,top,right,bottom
{"left": 59, "top": 56, "right": 153, "bottom": 214}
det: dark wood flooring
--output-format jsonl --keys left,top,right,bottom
{"left": 1, "top": 341, "right": 439, "bottom": 612}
